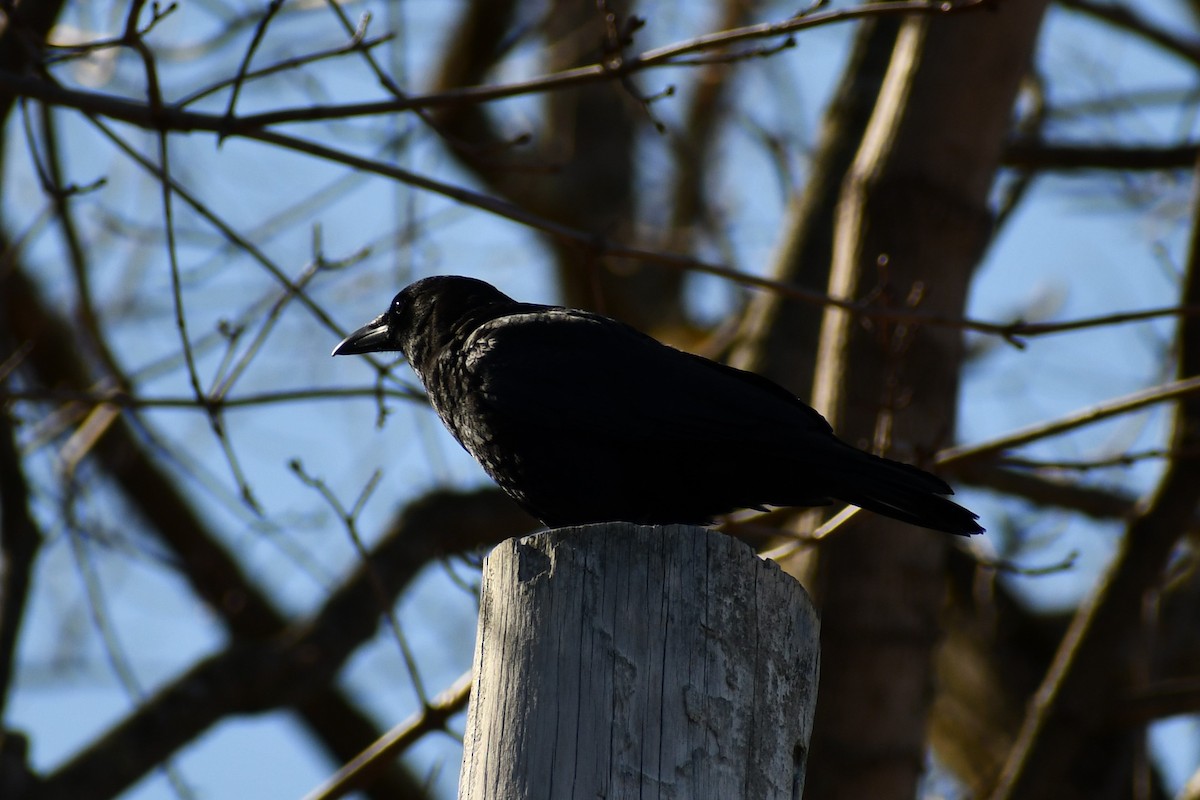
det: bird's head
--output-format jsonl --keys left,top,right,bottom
{"left": 332, "top": 275, "right": 513, "bottom": 374}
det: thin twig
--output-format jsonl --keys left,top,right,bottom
{"left": 0, "top": 386, "right": 426, "bottom": 409}
{"left": 219, "top": 0, "right": 286, "bottom": 138}
{"left": 997, "top": 448, "right": 1185, "bottom": 471}
{"left": 289, "top": 461, "right": 429, "bottom": 705}
{"left": 977, "top": 550, "right": 1080, "bottom": 576}
{"left": 301, "top": 670, "right": 473, "bottom": 800}
{"left": 937, "top": 375, "right": 1200, "bottom": 468}
{"left": 174, "top": 33, "right": 395, "bottom": 107}
{"left": 210, "top": 257, "right": 325, "bottom": 401}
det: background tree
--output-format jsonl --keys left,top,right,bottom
{"left": 1, "top": 0, "right": 1199, "bottom": 799}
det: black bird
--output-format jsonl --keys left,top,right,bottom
{"left": 333, "top": 275, "right": 982, "bottom": 535}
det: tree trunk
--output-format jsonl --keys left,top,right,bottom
{"left": 803, "top": 4, "right": 1049, "bottom": 800}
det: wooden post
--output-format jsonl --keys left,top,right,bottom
{"left": 457, "top": 523, "right": 820, "bottom": 799}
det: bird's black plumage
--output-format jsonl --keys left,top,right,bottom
{"left": 333, "top": 275, "right": 982, "bottom": 535}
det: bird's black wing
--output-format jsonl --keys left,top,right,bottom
{"left": 462, "top": 307, "right": 833, "bottom": 449}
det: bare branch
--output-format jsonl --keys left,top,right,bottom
{"left": 302, "top": 671, "right": 474, "bottom": 800}
{"left": 1004, "top": 141, "right": 1199, "bottom": 171}
{"left": 1059, "top": 0, "right": 1200, "bottom": 66}
{"left": 939, "top": 375, "right": 1200, "bottom": 468}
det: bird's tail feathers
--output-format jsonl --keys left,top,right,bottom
{"left": 827, "top": 451, "right": 983, "bottom": 536}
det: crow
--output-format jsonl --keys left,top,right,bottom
{"left": 332, "top": 275, "right": 982, "bottom": 535}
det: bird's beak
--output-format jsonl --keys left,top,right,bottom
{"left": 332, "top": 314, "right": 392, "bottom": 356}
